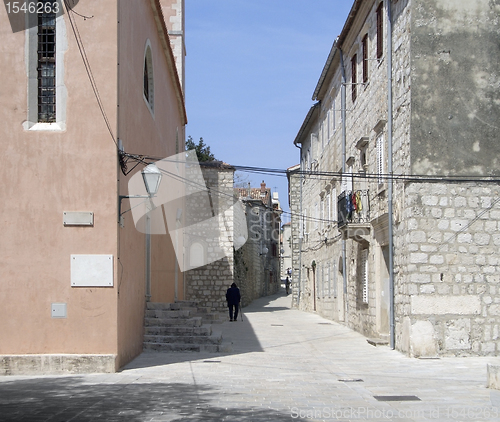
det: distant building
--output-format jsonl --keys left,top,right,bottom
{"left": 289, "top": 0, "right": 500, "bottom": 357}
{"left": 183, "top": 162, "right": 237, "bottom": 312}
{"left": 0, "top": 0, "right": 187, "bottom": 374}
{"left": 235, "top": 182, "right": 282, "bottom": 305}
{"left": 281, "top": 222, "right": 292, "bottom": 280}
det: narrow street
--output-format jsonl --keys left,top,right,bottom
{"left": 0, "top": 289, "right": 498, "bottom": 421}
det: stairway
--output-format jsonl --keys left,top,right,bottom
{"left": 143, "top": 301, "right": 228, "bottom": 353}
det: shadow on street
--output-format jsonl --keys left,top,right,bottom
{"left": 0, "top": 377, "right": 293, "bottom": 421}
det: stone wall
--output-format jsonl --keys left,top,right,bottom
{"left": 288, "top": 0, "right": 500, "bottom": 356}
{"left": 184, "top": 166, "right": 235, "bottom": 312}
{"left": 396, "top": 182, "right": 500, "bottom": 357}
{"left": 234, "top": 200, "right": 281, "bottom": 306}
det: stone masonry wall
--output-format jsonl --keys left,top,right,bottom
{"left": 396, "top": 182, "right": 500, "bottom": 357}
{"left": 184, "top": 167, "right": 235, "bottom": 313}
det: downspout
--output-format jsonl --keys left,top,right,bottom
{"left": 339, "top": 47, "right": 348, "bottom": 322}
{"left": 294, "top": 143, "right": 303, "bottom": 307}
{"left": 387, "top": 0, "right": 395, "bottom": 350}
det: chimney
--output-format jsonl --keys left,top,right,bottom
{"left": 260, "top": 181, "right": 266, "bottom": 193}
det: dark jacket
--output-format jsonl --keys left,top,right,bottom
{"left": 226, "top": 283, "right": 241, "bottom": 306}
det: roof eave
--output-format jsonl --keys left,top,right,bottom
{"left": 293, "top": 102, "right": 321, "bottom": 146}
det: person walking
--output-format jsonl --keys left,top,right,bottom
{"left": 285, "top": 277, "right": 290, "bottom": 295}
{"left": 226, "top": 282, "right": 241, "bottom": 322}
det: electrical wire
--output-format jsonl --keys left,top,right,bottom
{"left": 119, "top": 152, "right": 500, "bottom": 185}
{"left": 63, "top": 1, "right": 117, "bottom": 146}
{"left": 120, "top": 151, "right": 500, "bottom": 230}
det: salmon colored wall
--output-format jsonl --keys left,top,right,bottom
{"left": 0, "top": 3, "right": 119, "bottom": 355}
{"left": 116, "top": 0, "right": 186, "bottom": 368}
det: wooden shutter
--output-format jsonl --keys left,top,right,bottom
{"left": 377, "top": 2, "right": 383, "bottom": 59}
{"left": 362, "top": 34, "right": 368, "bottom": 83}
{"left": 361, "top": 249, "right": 369, "bottom": 304}
{"left": 351, "top": 54, "right": 357, "bottom": 102}
{"left": 377, "top": 135, "right": 384, "bottom": 184}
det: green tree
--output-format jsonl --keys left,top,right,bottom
{"left": 186, "top": 136, "right": 216, "bottom": 162}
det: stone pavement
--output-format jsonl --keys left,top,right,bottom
{"left": 1, "top": 289, "right": 500, "bottom": 421}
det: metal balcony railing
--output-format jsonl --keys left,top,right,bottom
{"left": 337, "top": 190, "right": 370, "bottom": 228}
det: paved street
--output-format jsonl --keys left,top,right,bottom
{"left": 1, "top": 289, "right": 499, "bottom": 421}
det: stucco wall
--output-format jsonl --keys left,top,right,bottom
{"left": 0, "top": 2, "right": 119, "bottom": 359}
{"left": 116, "top": 0, "right": 186, "bottom": 368}
{"left": 410, "top": 0, "right": 500, "bottom": 176}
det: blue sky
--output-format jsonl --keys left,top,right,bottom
{"left": 185, "top": 0, "right": 354, "bottom": 220}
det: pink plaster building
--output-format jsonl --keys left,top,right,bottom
{"left": 0, "top": 0, "right": 186, "bottom": 374}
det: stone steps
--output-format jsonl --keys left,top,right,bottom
{"left": 143, "top": 301, "right": 227, "bottom": 353}
{"left": 144, "top": 324, "right": 212, "bottom": 336}
{"left": 144, "top": 330, "right": 222, "bottom": 345}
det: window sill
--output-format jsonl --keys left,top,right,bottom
{"left": 24, "top": 122, "right": 66, "bottom": 132}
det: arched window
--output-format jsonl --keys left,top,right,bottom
{"left": 143, "top": 42, "right": 154, "bottom": 114}
{"left": 189, "top": 242, "right": 205, "bottom": 268}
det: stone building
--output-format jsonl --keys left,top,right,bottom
{"left": 183, "top": 162, "right": 237, "bottom": 313}
{"left": 0, "top": 0, "right": 187, "bottom": 373}
{"left": 281, "top": 222, "right": 292, "bottom": 280}
{"left": 288, "top": 0, "right": 500, "bottom": 357}
{"left": 235, "top": 182, "right": 282, "bottom": 306}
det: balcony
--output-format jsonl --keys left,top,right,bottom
{"left": 337, "top": 190, "right": 370, "bottom": 241}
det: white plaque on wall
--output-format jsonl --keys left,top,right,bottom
{"left": 70, "top": 255, "right": 113, "bottom": 287}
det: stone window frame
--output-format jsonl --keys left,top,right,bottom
{"left": 25, "top": 10, "right": 67, "bottom": 131}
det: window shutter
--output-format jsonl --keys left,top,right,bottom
{"left": 331, "top": 100, "right": 336, "bottom": 131}
{"left": 361, "top": 249, "right": 369, "bottom": 304}
{"left": 314, "top": 203, "right": 319, "bottom": 230}
{"left": 302, "top": 209, "right": 307, "bottom": 237}
{"left": 333, "top": 261, "right": 338, "bottom": 298}
{"left": 351, "top": 54, "right": 357, "bottom": 102}
{"left": 362, "top": 34, "right": 368, "bottom": 83}
{"left": 377, "top": 2, "right": 384, "bottom": 59}
{"left": 325, "top": 264, "right": 330, "bottom": 298}
{"left": 326, "top": 193, "right": 331, "bottom": 225}
{"left": 377, "top": 135, "right": 384, "bottom": 184}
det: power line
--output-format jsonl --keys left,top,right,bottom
{"left": 63, "top": 1, "right": 117, "bottom": 147}
{"left": 121, "top": 152, "right": 500, "bottom": 185}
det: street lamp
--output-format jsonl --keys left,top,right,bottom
{"left": 118, "top": 163, "right": 162, "bottom": 222}
{"left": 142, "top": 163, "right": 162, "bottom": 196}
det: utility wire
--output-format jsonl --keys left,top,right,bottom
{"left": 63, "top": 1, "right": 117, "bottom": 146}
{"left": 127, "top": 154, "right": 339, "bottom": 227}
{"left": 120, "top": 152, "right": 500, "bottom": 185}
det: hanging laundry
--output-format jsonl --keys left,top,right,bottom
{"left": 346, "top": 192, "right": 353, "bottom": 220}
{"left": 356, "top": 191, "right": 362, "bottom": 212}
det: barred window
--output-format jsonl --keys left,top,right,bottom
{"left": 143, "top": 43, "right": 154, "bottom": 113}
{"left": 37, "top": 11, "right": 56, "bottom": 123}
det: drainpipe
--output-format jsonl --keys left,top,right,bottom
{"left": 145, "top": 209, "right": 152, "bottom": 301}
{"left": 339, "top": 47, "right": 348, "bottom": 323}
{"left": 387, "top": 0, "right": 395, "bottom": 350}
{"left": 294, "top": 143, "right": 303, "bottom": 307}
